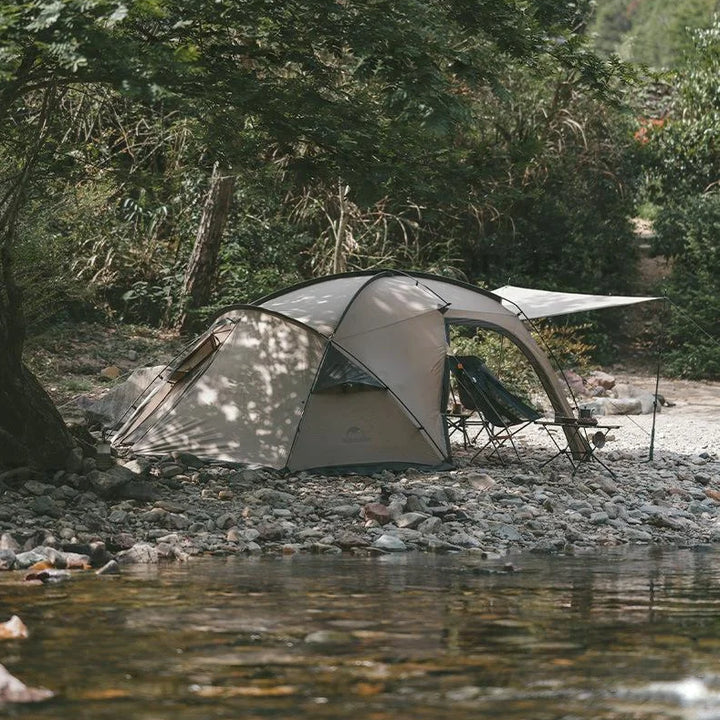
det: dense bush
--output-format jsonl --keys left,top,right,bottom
{"left": 643, "top": 20, "right": 720, "bottom": 378}
{"left": 652, "top": 194, "right": 720, "bottom": 378}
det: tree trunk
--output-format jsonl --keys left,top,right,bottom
{"left": 177, "top": 163, "right": 235, "bottom": 334}
{"left": 332, "top": 180, "right": 350, "bottom": 274}
{"left": 0, "top": 242, "right": 72, "bottom": 471}
{"left": 0, "top": 359, "right": 73, "bottom": 470}
{"left": 0, "top": 83, "right": 73, "bottom": 472}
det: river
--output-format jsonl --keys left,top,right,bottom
{"left": 3, "top": 547, "right": 720, "bottom": 719}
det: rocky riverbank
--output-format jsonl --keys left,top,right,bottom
{"left": 1, "top": 379, "right": 720, "bottom": 573}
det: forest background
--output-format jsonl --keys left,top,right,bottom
{"left": 1, "top": 0, "right": 720, "bottom": 470}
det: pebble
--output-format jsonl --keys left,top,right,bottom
{"left": 0, "top": 421, "right": 719, "bottom": 569}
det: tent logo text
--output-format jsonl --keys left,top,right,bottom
{"left": 342, "top": 426, "right": 370, "bottom": 444}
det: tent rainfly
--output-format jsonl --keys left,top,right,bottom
{"left": 112, "top": 271, "right": 585, "bottom": 472}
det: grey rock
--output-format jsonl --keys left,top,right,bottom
{"left": 117, "top": 543, "right": 159, "bottom": 564}
{"left": 30, "top": 497, "right": 61, "bottom": 518}
{"left": 493, "top": 524, "right": 524, "bottom": 542}
{"left": 0, "top": 467, "right": 43, "bottom": 487}
{"left": 328, "top": 504, "right": 361, "bottom": 518}
{"left": 24, "top": 480, "right": 53, "bottom": 496}
{"left": 14, "top": 550, "right": 47, "bottom": 569}
{"left": 396, "top": 512, "right": 428, "bottom": 529}
{"left": 108, "top": 509, "right": 128, "bottom": 524}
{"left": 417, "top": 516, "right": 442, "bottom": 534}
{"left": 405, "top": 495, "right": 428, "bottom": 513}
{"left": 372, "top": 534, "right": 407, "bottom": 552}
{"left": 0, "top": 533, "right": 20, "bottom": 553}
{"left": 115, "top": 480, "right": 159, "bottom": 502}
{"left": 159, "top": 463, "right": 185, "bottom": 479}
{"left": 0, "top": 549, "right": 16, "bottom": 570}
{"left": 120, "top": 458, "right": 152, "bottom": 476}
{"left": 246, "top": 488, "right": 296, "bottom": 508}
{"left": 304, "top": 630, "right": 354, "bottom": 645}
{"left": 91, "top": 465, "right": 137, "bottom": 497}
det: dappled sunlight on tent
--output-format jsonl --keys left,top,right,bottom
{"left": 113, "top": 271, "right": 588, "bottom": 470}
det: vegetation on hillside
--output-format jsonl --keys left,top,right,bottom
{"left": 589, "top": 0, "right": 718, "bottom": 67}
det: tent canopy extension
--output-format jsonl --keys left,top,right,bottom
{"left": 112, "top": 271, "right": 585, "bottom": 472}
{"left": 493, "top": 285, "right": 662, "bottom": 320}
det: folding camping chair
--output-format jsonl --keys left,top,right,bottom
{"left": 447, "top": 355, "right": 541, "bottom": 463}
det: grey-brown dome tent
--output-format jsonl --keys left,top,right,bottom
{"left": 112, "top": 271, "right": 583, "bottom": 471}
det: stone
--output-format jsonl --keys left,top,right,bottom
{"left": 304, "top": 630, "right": 354, "bottom": 645}
{"left": 588, "top": 370, "right": 616, "bottom": 389}
{"left": 100, "top": 365, "right": 121, "bottom": 380}
{"left": 256, "top": 522, "right": 285, "bottom": 541}
{"left": 90, "top": 465, "right": 137, "bottom": 497}
{"left": 117, "top": 543, "right": 159, "bottom": 564}
{"left": 396, "top": 512, "right": 428, "bottom": 529}
{"left": 467, "top": 473, "right": 496, "bottom": 491}
{"left": 247, "top": 488, "right": 296, "bottom": 507}
{"left": 226, "top": 527, "right": 243, "bottom": 543}
{"left": 493, "top": 524, "right": 523, "bottom": 542}
{"left": 405, "top": 495, "right": 428, "bottom": 513}
{"left": 334, "top": 531, "right": 369, "bottom": 549}
{"left": 108, "top": 509, "right": 128, "bottom": 524}
{"left": 30, "top": 497, "right": 61, "bottom": 518}
{"left": 14, "top": 550, "right": 47, "bottom": 569}
{"left": 25, "top": 569, "right": 72, "bottom": 584}
{"left": 329, "top": 504, "right": 361, "bottom": 518}
{"left": 0, "top": 663, "right": 54, "bottom": 703}
{"left": 115, "top": 480, "right": 159, "bottom": 502}
{"left": 362, "top": 502, "right": 392, "bottom": 525}
{"left": 0, "top": 616, "right": 28, "bottom": 639}
{"left": 121, "top": 458, "right": 152, "bottom": 476}
{"left": 0, "top": 550, "right": 16, "bottom": 571}
{"left": 159, "top": 464, "right": 185, "bottom": 479}
{"left": 64, "top": 552, "right": 91, "bottom": 569}
{"left": 603, "top": 397, "right": 643, "bottom": 415}
{"left": 372, "top": 534, "right": 407, "bottom": 552}
{"left": 0, "top": 467, "right": 43, "bottom": 487}
{"left": 24, "top": 480, "right": 52, "bottom": 496}
{"left": 0, "top": 533, "right": 20, "bottom": 553}
{"left": 417, "top": 516, "right": 442, "bottom": 534}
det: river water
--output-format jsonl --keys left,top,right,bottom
{"left": 3, "top": 547, "right": 720, "bottom": 719}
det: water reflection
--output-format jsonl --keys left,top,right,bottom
{"left": 2, "top": 547, "right": 720, "bottom": 718}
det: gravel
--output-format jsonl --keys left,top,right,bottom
{"left": 1, "top": 373, "right": 719, "bottom": 571}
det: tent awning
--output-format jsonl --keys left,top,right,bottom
{"left": 492, "top": 285, "right": 663, "bottom": 320}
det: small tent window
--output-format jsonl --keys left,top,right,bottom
{"left": 313, "top": 344, "right": 386, "bottom": 393}
{"left": 167, "top": 324, "right": 233, "bottom": 383}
